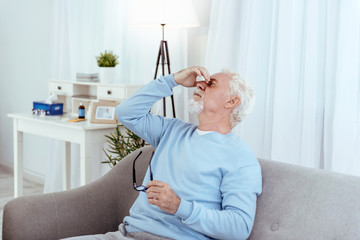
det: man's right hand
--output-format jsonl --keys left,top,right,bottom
{"left": 174, "top": 66, "right": 210, "bottom": 87}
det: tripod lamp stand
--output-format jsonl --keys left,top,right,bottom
{"left": 153, "top": 23, "right": 175, "bottom": 117}
{"left": 128, "top": 0, "right": 199, "bottom": 117}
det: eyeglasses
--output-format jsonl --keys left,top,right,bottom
{"left": 133, "top": 151, "right": 154, "bottom": 192}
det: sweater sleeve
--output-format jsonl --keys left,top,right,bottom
{"left": 115, "top": 74, "right": 178, "bottom": 147}
{"left": 175, "top": 163, "right": 262, "bottom": 240}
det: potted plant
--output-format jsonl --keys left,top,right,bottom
{"left": 102, "top": 124, "right": 148, "bottom": 167}
{"left": 96, "top": 50, "right": 119, "bottom": 84}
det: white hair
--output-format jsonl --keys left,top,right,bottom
{"left": 222, "top": 69, "right": 255, "bottom": 128}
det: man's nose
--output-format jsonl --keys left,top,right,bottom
{"left": 196, "top": 81, "right": 207, "bottom": 91}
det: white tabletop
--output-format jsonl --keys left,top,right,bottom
{"left": 8, "top": 112, "right": 118, "bottom": 130}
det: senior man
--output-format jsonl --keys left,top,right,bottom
{"left": 65, "top": 66, "right": 262, "bottom": 240}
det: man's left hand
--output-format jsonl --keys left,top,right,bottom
{"left": 146, "top": 180, "right": 181, "bottom": 214}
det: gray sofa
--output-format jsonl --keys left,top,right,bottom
{"left": 3, "top": 146, "right": 360, "bottom": 240}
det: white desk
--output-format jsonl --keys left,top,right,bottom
{"left": 8, "top": 113, "right": 117, "bottom": 198}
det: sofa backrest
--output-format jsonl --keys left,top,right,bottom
{"left": 249, "top": 159, "right": 360, "bottom": 239}
{"left": 116, "top": 146, "right": 360, "bottom": 239}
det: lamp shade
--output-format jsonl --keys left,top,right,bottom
{"left": 128, "top": 0, "right": 200, "bottom": 28}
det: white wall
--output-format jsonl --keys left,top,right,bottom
{"left": 188, "top": 0, "right": 212, "bottom": 67}
{"left": 0, "top": 0, "right": 53, "bottom": 181}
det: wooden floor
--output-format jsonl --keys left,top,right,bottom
{"left": 0, "top": 165, "right": 44, "bottom": 239}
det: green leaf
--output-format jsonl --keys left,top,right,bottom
{"left": 102, "top": 124, "right": 148, "bottom": 167}
{"left": 96, "top": 50, "right": 119, "bottom": 67}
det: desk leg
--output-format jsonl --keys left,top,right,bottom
{"left": 62, "top": 141, "right": 71, "bottom": 191}
{"left": 80, "top": 134, "right": 91, "bottom": 186}
{"left": 13, "top": 119, "right": 23, "bottom": 198}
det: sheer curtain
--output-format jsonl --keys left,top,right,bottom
{"left": 206, "top": 0, "right": 360, "bottom": 176}
{"left": 46, "top": 0, "right": 191, "bottom": 192}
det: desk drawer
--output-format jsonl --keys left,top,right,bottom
{"left": 97, "top": 86, "right": 125, "bottom": 100}
{"left": 49, "top": 82, "right": 73, "bottom": 95}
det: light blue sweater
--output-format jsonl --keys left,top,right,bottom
{"left": 116, "top": 74, "right": 262, "bottom": 240}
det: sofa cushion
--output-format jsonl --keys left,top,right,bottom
{"left": 249, "top": 159, "right": 360, "bottom": 240}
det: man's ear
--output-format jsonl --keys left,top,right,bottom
{"left": 225, "top": 96, "right": 241, "bottom": 109}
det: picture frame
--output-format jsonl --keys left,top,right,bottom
{"left": 90, "top": 101, "right": 119, "bottom": 124}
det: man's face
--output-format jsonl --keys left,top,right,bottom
{"left": 189, "top": 72, "right": 232, "bottom": 114}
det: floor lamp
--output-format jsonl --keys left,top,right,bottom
{"left": 154, "top": 24, "right": 175, "bottom": 117}
{"left": 128, "top": 0, "right": 199, "bottom": 118}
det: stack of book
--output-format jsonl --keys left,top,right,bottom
{"left": 76, "top": 73, "right": 99, "bottom": 82}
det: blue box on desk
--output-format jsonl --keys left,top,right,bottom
{"left": 33, "top": 101, "right": 63, "bottom": 115}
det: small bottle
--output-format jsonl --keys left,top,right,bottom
{"left": 78, "top": 103, "right": 85, "bottom": 119}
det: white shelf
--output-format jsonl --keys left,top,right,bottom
{"left": 48, "top": 79, "right": 143, "bottom": 114}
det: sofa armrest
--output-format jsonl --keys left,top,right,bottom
{"left": 3, "top": 146, "right": 153, "bottom": 240}
{"left": 3, "top": 181, "right": 119, "bottom": 240}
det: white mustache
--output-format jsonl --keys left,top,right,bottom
{"left": 193, "top": 89, "right": 203, "bottom": 98}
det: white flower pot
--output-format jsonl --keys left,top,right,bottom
{"left": 99, "top": 67, "right": 116, "bottom": 84}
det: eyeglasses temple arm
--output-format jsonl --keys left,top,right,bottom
{"left": 149, "top": 151, "right": 155, "bottom": 181}
{"left": 132, "top": 151, "right": 142, "bottom": 185}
